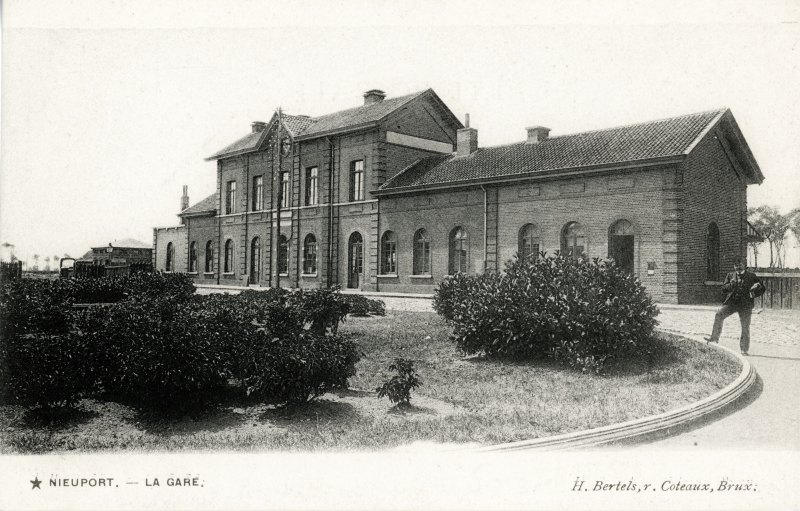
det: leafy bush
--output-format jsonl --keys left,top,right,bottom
{"left": 89, "top": 297, "right": 231, "bottom": 413}
{"left": 1, "top": 331, "right": 96, "bottom": 408}
{"left": 342, "top": 294, "right": 386, "bottom": 317}
{"left": 433, "top": 253, "right": 659, "bottom": 373}
{"left": 238, "top": 331, "right": 362, "bottom": 406}
{"left": 376, "top": 358, "right": 422, "bottom": 406}
{"left": 288, "top": 288, "right": 351, "bottom": 335}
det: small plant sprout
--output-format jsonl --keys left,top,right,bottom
{"left": 376, "top": 358, "right": 422, "bottom": 407}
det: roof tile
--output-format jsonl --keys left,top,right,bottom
{"left": 179, "top": 193, "right": 217, "bottom": 216}
{"left": 380, "top": 109, "right": 725, "bottom": 191}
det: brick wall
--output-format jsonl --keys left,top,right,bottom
{"left": 153, "top": 225, "right": 186, "bottom": 272}
{"left": 679, "top": 130, "right": 748, "bottom": 303}
{"left": 495, "top": 169, "right": 668, "bottom": 301}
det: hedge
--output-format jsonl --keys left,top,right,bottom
{"left": 433, "top": 254, "right": 659, "bottom": 372}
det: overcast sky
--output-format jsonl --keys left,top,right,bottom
{"left": 2, "top": 0, "right": 799, "bottom": 266}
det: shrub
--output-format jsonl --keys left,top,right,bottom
{"left": 342, "top": 294, "right": 386, "bottom": 317}
{"left": 90, "top": 297, "right": 231, "bottom": 413}
{"left": 1, "top": 331, "right": 95, "bottom": 408}
{"left": 433, "top": 253, "right": 659, "bottom": 373}
{"left": 238, "top": 331, "right": 362, "bottom": 406}
{"left": 288, "top": 288, "right": 351, "bottom": 335}
{"left": 376, "top": 358, "right": 422, "bottom": 406}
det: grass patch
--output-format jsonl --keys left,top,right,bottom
{"left": 0, "top": 311, "right": 739, "bottom": 453}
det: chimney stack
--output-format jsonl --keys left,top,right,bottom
{"left": 181, "top": 185, "right": 189, "bottom": 211}
{"left": 526, "top": 126, "right": 550, "bottom": 144}
{"left": 252, "top": 121, "right": 267, "bottom": 133}
{"left": 456, "top": 114, "right": 478, "bottom": 157}
{"left": 363, "top": 89, "right": 386, "bottom": 105}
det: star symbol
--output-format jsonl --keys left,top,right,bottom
{"left": 31, "top": 477, "right": 42, "bottom": 489}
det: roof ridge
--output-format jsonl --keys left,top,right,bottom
{"left": 308, "top": 89, "right": 427, "bottom": 122}
{"left": 546, "top": 108, "right": 728, "bottom": 140}
{"left": 461, "top": 108, "right": 730, "bottom": 153}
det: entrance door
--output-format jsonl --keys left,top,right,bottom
{"left": 609, "top": 220, "right": 634, "bottom": 274}
{"left": 250, "top": 237, "right": 261, "bottom": 284}
{"left": 348, "top": 232, "right": 363, "bottom": 289}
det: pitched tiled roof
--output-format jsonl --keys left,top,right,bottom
{"left": 207, "top": 91, "right": 429, "bottom": 160}
{"left": 93, "top": 238, "right": 152, "bottom": 249}
{"left": 206, "top": 114, "right": 314, "bottom": 160}
{"left": 179, "top": 193, "right": 217, "bottom": 216}
{"left": 380, "top": 109, "right": 727, "bottom": 192}
{"left": 297, "top": 90, "right": 426, "bottom": 138}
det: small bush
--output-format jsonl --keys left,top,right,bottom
{"left": 342, "top": 294, "right": 386, "bottom": 317}
{"left": 239, "top": 331, "right": 362, "bottom": 406}
{"left": 433, "top": 253, "right": 659, "bottom": 373}
{"left": 376, "top": 358, "right": 422, "bottom": 406}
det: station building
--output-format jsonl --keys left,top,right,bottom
{"left": 153, "top": 89, "right": 764, "bottom": 304}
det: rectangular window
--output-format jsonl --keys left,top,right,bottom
{"left": 305, "top": 167, "right": 318, "bottom": 206}
{"left": 350, "top": 160, "right": 364, "bottom": 202}
{"left": 280, "top": 171, "right": 290, "bottom": 209}
{"left": 226, "top": 181, "right": 236, "bottom": 215}
{"left": 252, "top": 175, "right": 263, "bottom": 211}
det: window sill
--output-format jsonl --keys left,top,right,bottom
{"left": 222, "top": 272, "right": 235, "bottom": 276}
{"left": 279, "top": 273, "right": 289, "bottom": 277}
{"left": 204, "top": 272, "right": 215, "bottom": 276}
{"left": 409, "top": 275, "right": 433, "bottom": 279}
{"left": 187, "top": 272, "right": 198, "bottom": 275}
{"left": 377, "top": 274, "right": 398, "bottom": 278}
{"left": 301, "top": 273, "right": 318, "bottom": 278}
{"left": 704, "top": 280, "right": 723, "bottom": 286}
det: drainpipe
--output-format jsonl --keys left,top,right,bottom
{"left": 326, "top": 136, "right": 335, "bottom": 288}
{"left": 481, "top": 184, "right": 488, "bottom": 273}
{"left": 217, "top": 161, "right": 222, "bottom": 285}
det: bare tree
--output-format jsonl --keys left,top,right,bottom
{"left": 33, "top": 254, "right": 40, "bottom": 271}
{"left": 44, "top": 256, "right": 51, "bottom": 272}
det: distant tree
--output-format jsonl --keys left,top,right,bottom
{"left": 790, "top": 209, "right": 800, "bottom": 265}
{"left": 44, "top": 256, "right": 51, "bottom": 272}
{"left": 32, "top": 254, "right": 40, "bottom": 271}
{"left": 749, "top": 206, "right": 791, "bottom": 268}
{"left": 1, "top": 242, "right": 14, "bottom": 262}
{"left": 54, "top": 254, "right": 60, "bottom": 269}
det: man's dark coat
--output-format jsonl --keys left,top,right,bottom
{"left": 721, "top": 270, "right": 765, "bottom": 308}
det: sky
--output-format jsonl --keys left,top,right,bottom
{"left": 2, "top": 0, "right": 799, "bottom": 267}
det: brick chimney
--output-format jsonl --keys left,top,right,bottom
{"left": 363, "top": 89, "right": 386, "bottom": 105}
{"left": 252, "top": 121, "right": 267, "bottom": 133}
{"left": 456, "top": 114, "right": 478, "bottom": 157}
{"left": 526, "top": 126, "right": 550, "bottom": 144}
{"left": 181, "top": 185, "right": 189, "bottom": 211}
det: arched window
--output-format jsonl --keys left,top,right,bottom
{"left": 381, "top": 231, "right": 397, "bottom": 274}
{"left": 413, "top": 229, "right": 431, "bottom": 275}
{"left": 189, "top": 241, "right": 197, "bottom": 273}
{"left": 449, "top": 227, "right": 469, "bottom": 274}
{"left": 278, "top": 235, "right": 289, "bottom": 276}
{"left": 205, "top": 241, "right": 214, "bottom": 273}
{"left": 518, "top": 224, "right": 540, "bottom": 262}
{"left": 165, "top": 242, "right": 174, "bottom": 272}
{"left": 561, "top": 222, "right": 586, "bottom": 261}
{"left": 224, "top": 239, "right": 234, "bottom": 273}
{"left": 348, "top": 232, "right": 363, "bottom": 288}
{"left": 250, "top": 237, "right": 261, "bottom": 284}
{"left": 608, "top": 220, "right": 634, "bottom": 274}
{"left": 303, "top": 234, "right": 317, "bottom": 274}
{"left": 707, "top": 222, "right": 720, "bottom": 280}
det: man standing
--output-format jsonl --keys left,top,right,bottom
{"left": 705, "top": 256, "right": 765, "bottom": 355}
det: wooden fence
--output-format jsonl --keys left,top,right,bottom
{"left": 0, "top": 261, "right": 23, "bottom": 282}
{"left": 72, "top": 261, "right": 153, "bottom": 279}
{"left": 754, "top": 273, "right": 800, "bottom": 310}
